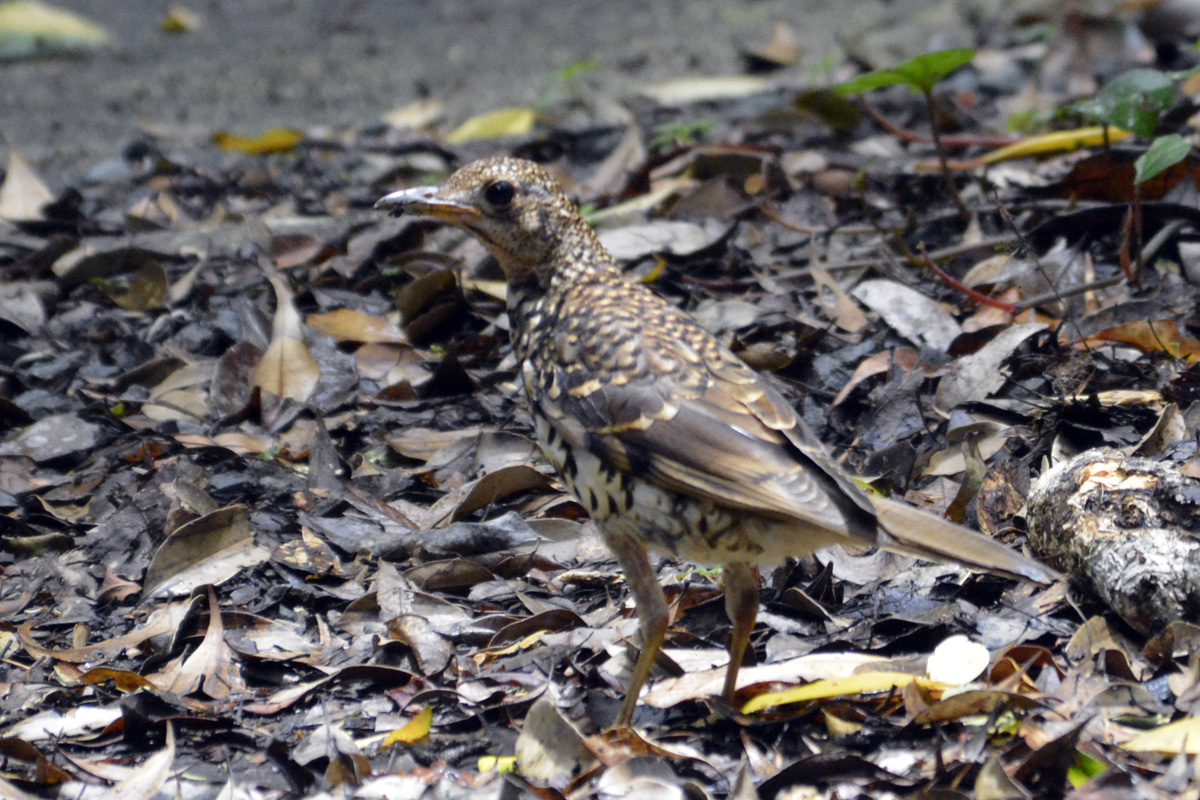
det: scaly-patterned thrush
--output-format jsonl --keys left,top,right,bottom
{"left": 377, "top": 157, "right": 1058, "bottom": 727}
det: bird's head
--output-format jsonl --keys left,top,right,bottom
{"left": 376, "top": 157, "right": 600, "bottom": 288}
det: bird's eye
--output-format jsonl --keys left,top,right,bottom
{"left": 484, "top": 180, "right": 516, "bottom": 208}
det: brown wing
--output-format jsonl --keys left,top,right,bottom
{"left": 533, "top": 311, "right": 884, "bottom": 547}
{"left": 531, "top": 292, "right": 1060, "bottom": 583}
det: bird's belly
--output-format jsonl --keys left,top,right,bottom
{"left": 533, "top": 415, "right": 827, "bottom": 567}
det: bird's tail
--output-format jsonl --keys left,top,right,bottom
{"left": 869, "top": 494, "right": 1061, "bottom": 584}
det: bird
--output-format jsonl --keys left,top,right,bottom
{"left": 376, "top": 157, "right": 1060, "bottom": 728}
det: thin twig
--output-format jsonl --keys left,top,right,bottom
{"left": 1012, "top": 275, "right": 1123, "bottom": 312}
{"left": 859, "top": 99, "right": 1018, "bottom": 149}
{"left": 918, "top": 243, "right": 1017, "bottom": 313}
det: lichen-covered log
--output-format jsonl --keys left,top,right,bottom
{"left": 1026, "top": 448, "right": 1200, "bottom": 635}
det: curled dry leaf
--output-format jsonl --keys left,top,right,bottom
{"left": 94, "top": 724, "right": 175, "bottom": 800}
{"left": 251, "top": 275, "right": 320, "bottom": 403}
{"left": 934, "top": 323, "right": 1048, "bottom": 412}
{"left": 513, "top": 695, "right": 594, "bottom": 787}
{"left": 0, "top": 150, "right": 52, "bottom": 221}
{"left": 155, "top": 587, "right": 246, "bottom": 700}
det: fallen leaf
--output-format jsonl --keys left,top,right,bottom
{"left": 0, "top": 150, "right": 53, "bottom": 221}
{"left": 0, "top": 0, "right": 109, "bottom": 60}
{"left": 445, "top": 107, "right": 538, "bottom": 143}
{"left": 925, "top": 635, "right": 990, "bottom": 685}
{"left": 1123, "top": 717, "right": 1200, "bottom": 754}
{"left": 307, "top": 308, "right": 408, "bottom": 344}
{"left": 144, "top": 505, "right": 269, "bottom": 597}
{"left": 381, "top": 706, "right": 432, "bottom": 746}
{"left": 251, "top": 275, "right": 320, "bottom": 403}
{"left": 636, "top": 75, "right": 770, "bottom": 106}
{"left": 852, "top": 279, "right": 962, "bottom": 351}
{"left": 211, "top": 128, "right": 304, "bottom": 155}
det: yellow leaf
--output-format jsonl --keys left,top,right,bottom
{"left": 472, "top": 630, "right": 546, "bottom": 666}
{"left": 980, "top": 126, "right": 1132, "bottom": 165}
{"left": 382, "top": 706, "right": 432, "bottom": 746}
{"left": 161, "top": 6, "right": 200, "bottom": 33}
{"left": 445, "top": 108, "right": 538, "bottom": 144}
{"left": 638, "top": 256, "right": 667, "bottom": 285}
{"left": 460, "top": 278, "right": 507, "bottom": 302}
{"left": 0, "top": 0, "right": 109, "bottom": 59}
{"left": 1124, "top": 717, "right": 1200, "bottom": 754}
{"left": 478, "top": 755, "right": 517, "bottom": 774}
{"left": 742, "top": 671, "right": 945, "bottom": 714}
{"left": 211, "top": 128, "right": 304, "bottom": 155}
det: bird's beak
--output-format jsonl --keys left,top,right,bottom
{"left": 374, "top": 185, "right": 481, "bottom": 221}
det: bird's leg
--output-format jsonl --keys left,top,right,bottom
{"left": 721, "top": 563, "right": 758, "bottom": 708}
{"left": 605, "top": 533, "right": 668, "bottom": 728}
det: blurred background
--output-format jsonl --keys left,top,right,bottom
{"left": 0, "top": 0, "right": 1116, "bottom": 186}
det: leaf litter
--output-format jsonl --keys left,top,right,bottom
{"left": 7, "top": 12, "right": 1200, "bottom": 800}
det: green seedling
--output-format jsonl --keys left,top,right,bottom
{"left": 837, "top": 48, "right": 976, "bottom": 207}
{"left": 1135, "top": 133, "right": 1190, "bottom": 185}
{"left": 649, "top": 119, "right": 714, "bottom": 153}
{"left": 1071, "top": 68, "right": 1177, "bottom": 139}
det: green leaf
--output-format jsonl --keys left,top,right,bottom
{"left": 556, "top": 58, "right": 601, "bottom": 83}
{"left": 649, "top": 119, "right": 714, "bottom": 151}
{"left": 1135, "top": 134, "right": 1191, "bottom": 184}
{"left": 1067, "top": 749, "right": 1107, "bottom": 789}
{"left": 835, "top": 48, "right": 975, "bottom": 95}
{"left": 1071, "top": 69, "right": 1176, "bottom": 138}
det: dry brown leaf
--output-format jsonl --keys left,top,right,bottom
{"left": 251, "top": 275, "right": 320, "bottom": 402}
{"left": 0, "top": 150, "right": 53, "bottom": 221}
{"left": 143, "top": 505, "right": 267, "bottom": 597}
{"left": 158, "top": 587, "right": 245, "bottom": 700}
{"left": 96, "top": 723, "right": 175, "bottom": 800}
{"left": 307, "top": 308, "right": 408, "bottom": 344}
